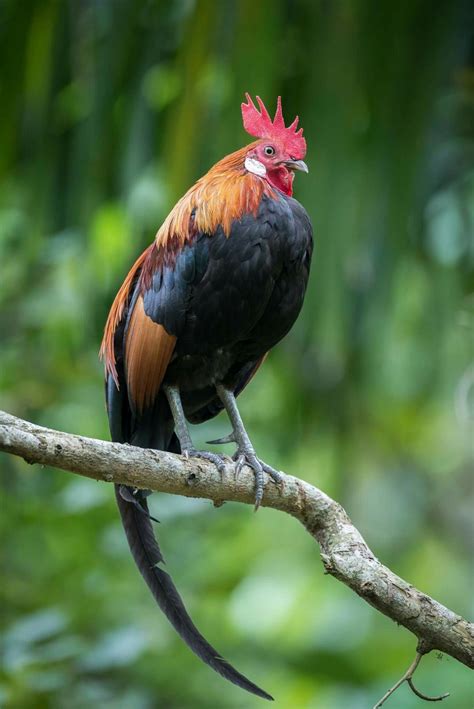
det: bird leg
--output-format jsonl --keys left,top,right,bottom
{"left": 164, "top": 385, "right": 227, "bottom": 473}
{"left": 216, "top": 384, "right": 283, "bottom": 509}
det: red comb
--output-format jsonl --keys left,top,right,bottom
{"left": 241, "top": 93, "right": 306, "bottom": 159}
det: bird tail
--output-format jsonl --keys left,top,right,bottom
{"left": 114, "top": 460, "right": 273, "bottom": 700}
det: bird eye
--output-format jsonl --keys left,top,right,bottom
{"left": 264, "top": 145, "right": 275, "bottom": 156}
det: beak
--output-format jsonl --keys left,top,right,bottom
{"left": 284, "top": 159, "right": 309, "bottom": 174}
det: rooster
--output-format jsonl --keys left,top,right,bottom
{"left": 100, "top": 94, "right": 312, "bottom": 700}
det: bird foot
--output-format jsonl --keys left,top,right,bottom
{"left": 183, "top": 448, "right": 227, "bottom": 474}
{"left": 233, "top": 448, "right": 283, "bottom": 510}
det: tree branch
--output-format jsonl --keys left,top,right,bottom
{"left": 1, "top": 410, "right": 473, "bottom": 676}
{"left": 373, "top": 652, "right": 450, "bottom": 707}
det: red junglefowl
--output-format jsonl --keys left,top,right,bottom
{"left": 100, "top": 94, "right": 313, "bottom": 700}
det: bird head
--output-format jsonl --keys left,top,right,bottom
{"left": 241, "top": 94, "right": 308, "bottom": 197}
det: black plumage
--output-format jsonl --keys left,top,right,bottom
{"left": 110, "top": 192, "right": 312, "bottom": 435}
{"left": 102, "top": 97, "right": 313, "bottom": 699}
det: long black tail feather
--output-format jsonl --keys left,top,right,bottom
{"left": 114, "top": 484, "right": 273, "bottom": 701}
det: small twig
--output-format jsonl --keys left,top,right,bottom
{"left": 373, "top": 652, "right": 450, "bottom": 708}
{"left": 407, "top": 676, "right": 450, "bottom": 702}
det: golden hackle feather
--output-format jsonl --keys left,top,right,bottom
{"left": 155, "top": 144, "right": 276, "bottom": 251}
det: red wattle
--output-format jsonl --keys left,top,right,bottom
{"left": 266, "top": 167, "right": 294, "bottom": 197}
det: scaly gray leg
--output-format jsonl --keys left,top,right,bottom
{"left": 164, "top": 385, "right": 226, "bottom": 473}
{"left": 215, "top": 384, "right": 283, "bottom": 509}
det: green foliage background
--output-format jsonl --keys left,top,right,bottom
{"left": 1, "top": 1, "right": 472, "bottom": 707}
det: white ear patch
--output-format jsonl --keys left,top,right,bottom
{"left": 244, "top": 157, "right": 267, "bottom": 177}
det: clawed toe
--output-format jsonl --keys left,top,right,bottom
{"left": 260, "top": 462, "right": 284, "bottom": 485}
{"left": 231, "top": 449, "right": 282, "bottom": 509}
{"left": 184, "top": 449, "right": 227, "bottom": 474}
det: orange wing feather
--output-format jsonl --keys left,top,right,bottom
{"left": 99, "top": 246, "right": 153, "bottom": 387}
{"left": 125, "top": 295, "right": 176, "bottom": 412}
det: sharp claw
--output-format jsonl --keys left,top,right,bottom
{"left": 254, "top": 483, "right": 263, "bottom": 511}
{"left": 231, "top": 448, "right": 283, "bottom": 507}
{"left": 206, "top": 432, "right": 236, "bottom": 445}
{"left": 254, "top": 467, "right": 264, "bottom": 510}
{"left": 270, "top": 475, "right": 284, "bottom": 489}
{"left": 232, "top": 451, "right": 266, "bottom": 510}
{"left": 262, "top": 465, "right": 284, "bottom": 485}
{"left": 235, "top": 455, "right": 245, "bottom": 478}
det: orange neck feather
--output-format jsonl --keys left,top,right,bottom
{"left": 155, "top": 143, "right": 276, "bottom": 249}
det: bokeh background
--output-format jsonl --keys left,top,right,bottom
{"left": 1, "top": 1, "right": 473, "bottom": 707}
